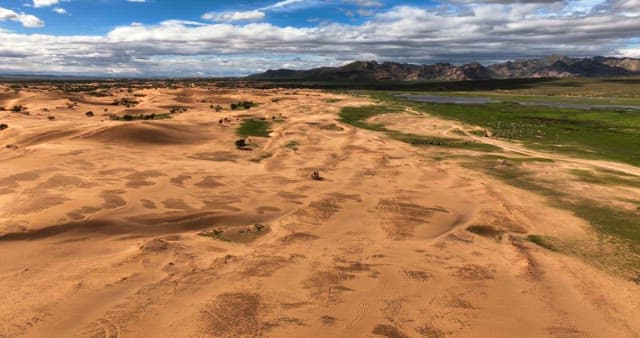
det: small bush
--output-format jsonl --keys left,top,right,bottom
{"left": 311, "top": 171, "right": 323, "bottom": 181}
{"left": 230, "top": 101, "right": 257, "bottom": 110}
{"left": 284, "top": 141, "right": 299, "bottom": 150}
{"left": 0, "top": 123, "right": 8, "bottom": 131}
{"left": 112, "top": 98, "right": 139, "bottom": 107}
{"left": 85, "top": 111, "right": 94, "bottom": 117}
{"left": 169, "top": 107, "right": 187, "bottom": 114}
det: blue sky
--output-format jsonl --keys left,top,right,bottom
{"left": 0, "top": 0, "right": 638, "bottom": 76}
{"left": 1, "top": 0, "right": 431, "bottom": 34}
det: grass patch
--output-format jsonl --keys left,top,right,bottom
{"left": 569, "top": 169, "right": 640, "bottom": 188}
{"left": 323, "top": 98, "right": 342, "bottom": 103}
{"left": 338, "top": 104, "right": 399, "bottom": 131}
{"left": 569, "top": 200, "right": 640, "bottom": 248}
{"left": 236, "top": 119, "right": 271, "bottom": 137}
{"left": 307, "top": 122, "right": 344, "bottom": 131}
{"left": 389, "top": 132, "right": 500, "bottom": 152}
{"left": 480, "top": 154, "right": 554, "bottom": 164}
{"left": 467, "top": 225, "right": 504, "bottom": 239}
{"left": 527, "top": 235, "right": 559, "bottom": 251}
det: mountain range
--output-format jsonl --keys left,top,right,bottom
{"left": 248, "top": 55, "right": 640, "bottom": 81}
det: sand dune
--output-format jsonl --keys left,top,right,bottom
{"left": 0, "top": 83, "right": 639, "bottom": 337}
{"left": 81, "top": 122, "right": 211, "bottom": 146}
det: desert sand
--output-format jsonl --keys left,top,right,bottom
{"left": 0, "top": 82, "right": 639, "bottom": 337}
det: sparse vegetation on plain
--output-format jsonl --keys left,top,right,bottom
{"left": 463, "top": 157, "right": 640, "bottom": 278}
{"left": 112, "top": 98, "right": 139, "bottom": 107}
{"left": 230, "top": 101, "right": 257, "bottom": 110}
{"left": 110, "top": 113, "right": 171, "bottom": 121}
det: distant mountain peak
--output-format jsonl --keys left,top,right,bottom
{"left": 248, "top": 56, "right": 640, "bottom": 81}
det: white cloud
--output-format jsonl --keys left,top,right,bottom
{"left": 261, "top": 0, "right": 323, "bottom": 11}
{"left": 357, "top": 8, "right": 375, "bottom": 16}
{"left": 263, "top": 0, "right": 306, "bottom": 10}
{"left": 201, "top": 10, "right": 266, "bottom": 22}
{"left": 33, "top": 0, "right": 59, "bottom": 8}
{"left": 0, "top": 3, "right": 639, "bottom": 76}
{"left": 52, "top": 7, "right": 68, "bottom": 15}
{"left": 0, "top": 7, "right": 44, "bottom": 27}
{"left": 619, "top": 47, "right": 640, "bottom": 58}
{"left": 348, "top": 0, "right": 384, "bottom": 7}
{"left": 127, "top": 0, "right": 148, "bottom": 3}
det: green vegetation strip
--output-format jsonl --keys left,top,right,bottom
{"left": 338, "top": 104, "right": 499, "bottom": 152}
{"left": 526, "top": 235, "right": 559, "bottom": 251}
{"left": 110, "top": 113, "right": 171, "bottom": 121}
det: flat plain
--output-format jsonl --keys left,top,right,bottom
{"left": 0, "top": 79, "right": 639, "bottom": 337}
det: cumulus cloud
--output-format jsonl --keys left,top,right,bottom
{"left": 33, "top": 0, "right": 59, "bottom": 8}
{"left": 347, "top": 0, "right": 384, "bottom": 7}
{"left": 0, "top": 7, "right": 44, "bottom": 27}
{"left": 201, "top": 10, "right": 266, "bottom": 22}
{"left": 52, "top": 7, "right": 68, "bottom": 15}
{"left": 619, "top": 47, "right": 640, "bottom": 58}
{"left": 0, "top": 3, "right": 639, "bottom": 76}
{"left": 605, "top": 0, "right": 640, "bottom": 16}
{"left": 261, "top": 0, "right": 325, "bottom": 11}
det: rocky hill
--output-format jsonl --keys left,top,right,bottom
{"left": 248, "top": 55, "right": 640, "bottom": 81}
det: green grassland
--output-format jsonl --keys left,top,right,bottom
{"left": 366, "top": 91, "right": 640, "bottom": 167}
{"left": 338, "top": 104, "right": 500, "bottom": 152}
